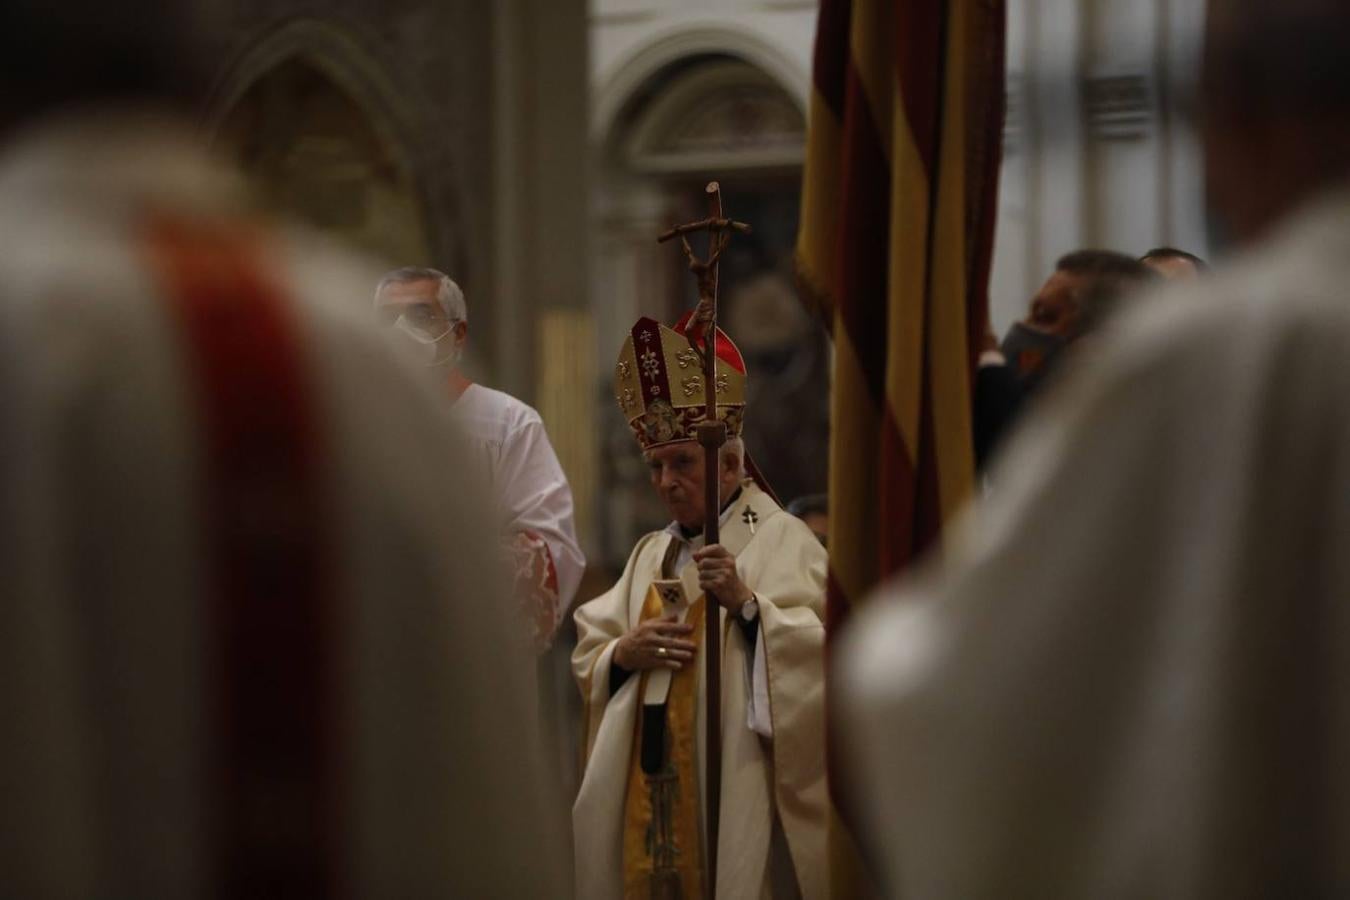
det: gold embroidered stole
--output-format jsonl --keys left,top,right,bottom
{"left": 621, "top": 583, "right": 707, "bottom": 899}
{"left": 615, "top": 486, "right": 769, "bottom": 898}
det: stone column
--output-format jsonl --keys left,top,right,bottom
{"left": 490, "top": 0, "right": 597, "bottom": 555}
{"left": 990, "top": 0, "right": 1034, "bottom": 333}
{"left": 491, "top": 2, "right": 593, "bottom": 850}
{"left": 491, "top": 0, "right": 590, "bottom": 402}
{"left": 1156, "top": 0, "right": 1209, "bottom": 257}
{"left": 1082, "top": 0, "right": 1165, "bottom": 255}
{"left": 1027, "top": 0, "right": 1088, "bottom": 279}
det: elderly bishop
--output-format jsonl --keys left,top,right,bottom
{"left": 573, "top": 315, "right": 831, "bottom": 899}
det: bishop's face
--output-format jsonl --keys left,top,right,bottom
{"left": 647, "top": 441, "right": 744, "bottom": 530}
{"left": 647, "top": 442, "right": 707, "bottom": 530}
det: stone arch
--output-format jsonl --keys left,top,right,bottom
{"left": 204, "top": 19, "right": 410, "bottom": 149}
{"left": 591, "top": 21, "right": 810, "bottom": 147}
{"left": 613, "top": 58, "right": 807, "bottom": 176}
{"left": 203, "top": 19, "right": 463, "bottom": 276}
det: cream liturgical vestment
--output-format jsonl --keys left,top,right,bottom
{"left": 0, "top": 111, "right": 562, "bottom": 897}
{"left": 838, "top": 188, "right": 1350, "bottom": 898}
{"left": 574, "top": 480, "right": 831, "bottom": 900}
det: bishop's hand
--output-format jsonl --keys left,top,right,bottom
{"left": 694, "top": 544, "right": 753, "bottom": 614}
{"left": 614, "top": 616, "right": 696, "bottom": 672}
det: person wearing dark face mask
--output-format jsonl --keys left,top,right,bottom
{"left": 840, "top": 2, "right": 1350, "bottom": 896}
{"left": 974, "top": 251, "right": 1158, "bottom": 470}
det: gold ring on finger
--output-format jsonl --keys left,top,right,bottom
{"left": 656, "top": 646, "right": 668, "bottom": 658}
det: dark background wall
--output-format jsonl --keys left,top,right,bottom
{"left": 189, "top": 1, "right": 589, "bottom": 394}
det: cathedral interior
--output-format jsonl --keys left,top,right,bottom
{"left": 184, "top": 0, "right": 1204, "bottom": 576}
{"left": 20, "top": 0, "right": 1347, "bottom": 896}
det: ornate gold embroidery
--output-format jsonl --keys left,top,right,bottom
{"left": 617, "top": 360, "right": 632, "bottom": 380}
{"left": 623, "top": 592, "right": 706, "bottom": 900}
{"left": 637, "top": 399, "right": 680, "bottom": 443}
{"left": 640, "top": 348, "right": 660, "bottom": 378}
{"left": 680, "top": 376, "right": 702, "bottom": 398}
{"left": 617, "top": 388, "right": 636, "bottom": 412}
{"left": 715, "top": 373, "right": 729, "bottom": 394}
{"left": 675, "top": 348, "right": 700, "bottom": 370}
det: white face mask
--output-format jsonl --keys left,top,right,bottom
{"left": 395, "top": 319, "right": 461, "bottom": 367}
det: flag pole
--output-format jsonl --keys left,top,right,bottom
{"left": 657, "top": 181, "right": 750, "bottom": 900}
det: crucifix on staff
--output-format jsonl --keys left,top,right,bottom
{"left": 657, "top": 181, "right": 751, "bottom": 900}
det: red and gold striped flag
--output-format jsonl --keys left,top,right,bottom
{"left": 795, "top": 0, "right": 1005, "bottom": 889}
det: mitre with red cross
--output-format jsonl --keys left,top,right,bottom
{"left": 614, "top": 312, "right": 748, "bottom": 452}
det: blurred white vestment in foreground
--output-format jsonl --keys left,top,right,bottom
{"left": 839, "top": 189, "right": 1350, "bottom": 899}
{"left": 0, "top": 111, "right": 562, "bottom": 898}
